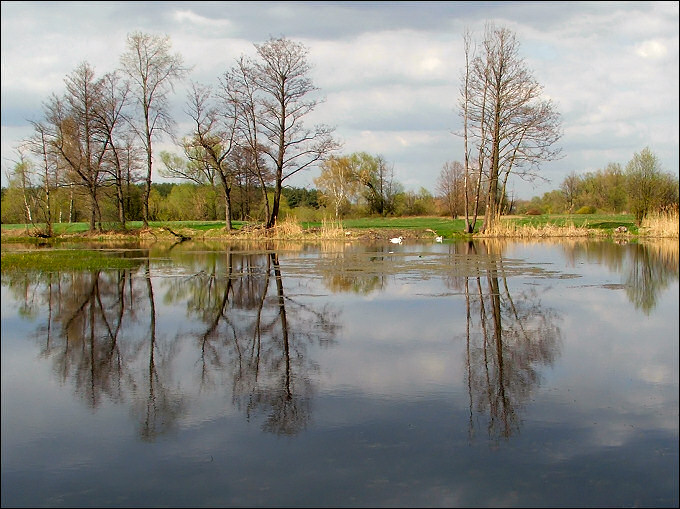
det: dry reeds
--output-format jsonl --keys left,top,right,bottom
{"left": 478, "top": 219, "right": 592, "bottom": 238}
{"left": 639, "top": 205, "right": 679, "bottom": 238}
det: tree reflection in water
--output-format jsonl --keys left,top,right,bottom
{"left": 450, "top": 240, "right": 563, "bottom": 444}
{"left": 560, "top": 238, "right": 679, "bottom": 314}
{"left": 165, "top": 246, "right": 341, "bottom": 435}
{"left": 2, "top": 246, "right": 341, "bottom": 438}
{"left": 3, "top": 238, "right": 676, "bottom": 443}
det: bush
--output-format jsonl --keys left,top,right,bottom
{"left": 575, "top": 205, "right": 597, "bottom": 214}
{"left": 525, "top": 209, "right": 542, "bottom": 216}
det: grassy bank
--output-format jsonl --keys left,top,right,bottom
{"left": 1, "top": 211, "right": 677, "bottom": 244}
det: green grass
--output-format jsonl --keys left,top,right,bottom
{"left": 1, "top": 249, "right": 145, "bottom": 272}
{"left": 1, "top": 213, "right": 640, "bottom": 241}
{"left": 302, "top": 214, "right": 638, "bottom": 237}
{"left": 504, "top": 214, "right": 638, "bottom": 232}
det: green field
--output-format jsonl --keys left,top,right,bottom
{"left": 0, "top": 214, "right": 640, "bottom": 240}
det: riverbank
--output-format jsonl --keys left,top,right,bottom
{"left": 1, "top": 211, "right": 677, "bottom": 244}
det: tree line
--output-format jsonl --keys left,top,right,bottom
{"left": 2, "top": 32, "right": 337, "bottom": 233}
{"left": 2, "top": 24, "right": 676, "bottom": 231}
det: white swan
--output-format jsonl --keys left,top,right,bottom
{"left": 435, "top": 236, "right": 443, "bottom": 243}
{"left": 389, "top": 236, "right": 403, "bottom": 244}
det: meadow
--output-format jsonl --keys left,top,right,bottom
{"left": 1, "top": 210, "right": 677, "bottom": 245}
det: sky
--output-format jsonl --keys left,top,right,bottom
{"left": 1, "top": 1, "right": 678, "bottom": 200}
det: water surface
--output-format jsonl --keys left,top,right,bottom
{"left": 2, "top": 238, "right": 678, "bottom": 507}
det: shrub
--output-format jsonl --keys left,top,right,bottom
{"left": 525, "top": 209, "right": 542, "bottom": 216}
{"left": 575, "top": 205, "right": 596, "bottom": 214}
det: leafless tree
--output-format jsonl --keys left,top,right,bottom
{"left": 42, "top": 62, "right": 109, "bottom": 231}
{"left": 185, "top": 81, "right": 240, "bottom": 229}
{"left": 96, "top": 71, "right": 139, "bottom": 226}
{"left": 560, "top": 171, "right": 581, "bottom": 213}
{"left": 249, "top": 37, "right": 340, "bottom": 228}
{"left": 461, "top": 24, "right": 562, "bottom": 231}
{"left": 119, "top": 31, "right": 189, "bottom": 227}
{"left": 436, "top": 160, "right": 467, "bottom": 219}
{"left": 225, "top": 56, "right": 275, "bottom": 223}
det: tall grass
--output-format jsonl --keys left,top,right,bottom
{"left": 639, "top": 205, "right": 679, "bottom": 238}
{"left": 478, "top": 217, "right": 592, "bottom": 238}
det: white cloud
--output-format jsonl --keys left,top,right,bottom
{"left": 635, "top": 39, "right": 669, "bottom": 59}
{"left": 1, "top": 1, "right": 678, "bottom": 198}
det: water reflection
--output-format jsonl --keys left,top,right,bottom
{"left": 162, "top": 247, "right": 340, "bottom": 435}
{"left": 1, "top": 238, "right": 677, "bottom": 507}
{"left": 2, "top": 246, "right": 344, "bottom": 439}
{"left": 459, "top": 241, "right": 562, "bottom": 443}
{"left": 558, "top": 238, "right": 679, "bottom": 313}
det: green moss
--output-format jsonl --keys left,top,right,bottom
{"left": 1, "top": 250, "right": 143, "bottom": 272}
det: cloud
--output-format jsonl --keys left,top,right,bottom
{"left": 171, "top": 8, "right": 234, "bottom": 35}
{"left": 1, "top": 1, "right": 677, "bottom": 198}
{"left": 635, "top": 38, "right": 672, "bottom": 60}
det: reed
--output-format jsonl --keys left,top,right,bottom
{"left": 639, "top": 205, "right": 679, "bottom": 238}
{"left": 478, "top": 218, "right": 592, "bottom": 238}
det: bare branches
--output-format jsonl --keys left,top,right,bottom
{"left": 460, "top": 24, "right": 562, "bottom": 229}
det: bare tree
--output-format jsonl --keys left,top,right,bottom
{"left": 120, "top": 31, "right": 189, "bottom": 227}
{"left": 225, "top": 56, "right": 274, "bottom": 223}
{"left": 249, "top": 37, "right": 339, "bottom": 228}
{"left": 25, "top": 125, "right": 59, "bottom": 236}
{"left": 96, "top": 71, "right": 138, "bottom": 227}
{"left": 436, "top": 160, "right": 466, "bottom": 219}
{"left": 184, "top": 81, "right": 239, "bottom": 229}
{"left": 461, "top": 24, "right": 562, "bottom": 231}
{"left": 42, "top": 63, "right": 109, "bottom": 231}
{"left": 560, "top": 171, "right": 581, "bottom": 213}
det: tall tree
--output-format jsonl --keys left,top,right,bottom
{"left": 186, "top": 81, "right": 239, "bottom": 229}
{"left": 226, "top": 56, "right": 274, "bottom": 224}
{"left": 43, "top": 62, "right": 108, "bottom": 231}
{"left": 461, "top": 24, "right": 562, "bottom": 231}
{"left": 96, "top": 71, "right": 138, "bottom": 227}
{"left": 120, "top": 31, "right": 189, "bottom": 227}
{"left": 249, "top": 37, "right": 339, "bottom": 228}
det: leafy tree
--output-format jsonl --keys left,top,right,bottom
{"left": 314, "top": 155, "right": 360, "bottom": 218}
{"left": 626, "top": 147, "right": 675, "bottom": 224}
{"left": 3, "top": 148, "right": 35, "bottom": 225}
{"left": 354, "top": 153, "right": 401, "bottom": 216}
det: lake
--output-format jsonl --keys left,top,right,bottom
{"left": 1, "top": 238, "right": 678, "bottom": 507}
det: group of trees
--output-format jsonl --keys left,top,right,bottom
{"left": 517, "top": 147, "right": 678, "bottom": 222}
{"left": 2, "top": 25, "right": 676, "bottom": 230}
{"left": 2, "top": 31, "right": 337, "bottom": 233}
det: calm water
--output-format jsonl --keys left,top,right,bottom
{"left": 1, "top": 238, "right": 678, "bottom": 508}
